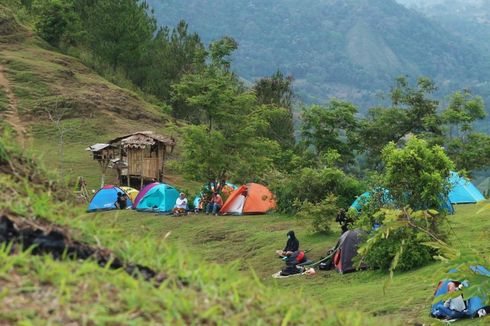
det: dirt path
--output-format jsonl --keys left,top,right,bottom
{"left": 0, "top": 64, "right": 27, "bottom": 146}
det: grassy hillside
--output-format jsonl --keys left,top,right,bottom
{"left": 87, "top": 202, "right": 490, "bottom": 325}
{"left": 0, "top": 119, "right": 390, "bottom": 325}
{"left": 0, "top": 3, "right": 181, "bottom": 190}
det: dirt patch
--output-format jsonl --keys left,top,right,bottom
{"left": 0, "top": 64, "right": 27, "bottom": 145}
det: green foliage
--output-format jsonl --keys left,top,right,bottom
{"left": 253, "top": 70, "right": 295, "bottom": 149}
{"left": 82, "top": 0, "right": 155, "bottom": 71}
{"left": 357, "top": 138, "right": 455, "bottom": 272}
{"left": 270, "top": 162, "right": 363, "bottom": 215}
{"left": 176, "top": 121, "right": 280, "bottom": 183}
{"left": 294, "top": 194, "right": 338, "bottom": 234}
{"left": 34, "top": 0, "right": 82, "bottom": 47}
{"left": 301, "top": 100, "right": 359, "bottom": 166}
{"left": 140, "top": 21, "right": 206, "bottom": 101}
{"left": 358, "top": 209, "right": 443, "bottom": 272}
{"left": 382, "top": 137, "right": 454, "bottom": 210}
{"left": 442, "top": 90, "right": 490, "bottom": 171}
{"left": 359, "top": 76, "right": 444, "bottom": 168}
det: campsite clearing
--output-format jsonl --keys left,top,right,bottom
{"left": 80, "top": 201, "right": 490, "bottom": 325}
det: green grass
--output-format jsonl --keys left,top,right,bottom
{"left": 77, "top": 202, "right": 490, "bottom": 325}
{"left": 0, "top": 141, "right": 388, "bottom": 325}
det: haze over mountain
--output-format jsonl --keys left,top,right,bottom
{"left": 147, "top": 0, "right": 490, "bottom": 117}
{"left": 397, "top": 0, "right": 490, "bottom": 52}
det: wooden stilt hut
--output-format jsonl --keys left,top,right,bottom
{"left": 87, "top": 131, "right": 175, "bottom": 189}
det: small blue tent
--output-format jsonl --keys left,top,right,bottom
{"left": 350, "top": 188, "right": 455, "bottom": 214}
{"left": 350, "top": 188, "right": 392, "bottom": 212}
{"left": 448, "top": 172, "right": 485, "bottom": 204}
{"left": 431, "top": 265, "right": 490, "bottom": 320}
{"left": 136, "top": 183, "right": 179, "bottom": 213}
{"left": 88, "top": 185, "right": 132, "bottom": 212}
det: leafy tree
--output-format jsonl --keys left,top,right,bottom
{"left": 442, "top": 90, "right": 486, "bottom": 139}
{"left": 357, "top": 137, "right": 455, "bottom": 272}
{"left": 442, "top": 90, "right": 490, "bottom": 171}
{"left": 382, "top": 137, "right": 454, "bottom": 210}
{"left": 253, "top": 70, "right": 295, "bottom": 149}
{"left": 391, "top": 76, "right": 441, "bottom": 137}
{"left": 301, "top": 100, "right": 359, "bottom": 165}
{"left": 360, "top": 76, "right": 444, "bottom": 168}
{"left": 209, "top": 36, "right": 238, "bottom": 70}
{"left": 138, "top": 21, "right": 206, "bottom": 101}
{"left": 446, "top": 133, "right": 490, "bottom": 172}
{"left": 83, "top": 0, "right": 156, "bottom": 72}
{"left": 177, "top": 122, "right": 280, "bottom": 183}
{"left": 359, "top": 107, "right": 409, "bottom": 169}
{"left": 34, "top": 0, "right": 81, "bottom": 47}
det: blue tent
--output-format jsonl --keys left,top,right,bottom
{"left": 431, "top": 265, "right": 490, "bottom": 320}
{"left": 350, "top": 188, "right": 455, "bottom": 214}
{"left": 350, "top": 188, "right": 392, "bottom": 212}
{"left": 88, "top": 185, "right": 132, "bottom": 212}
{"left": 136, "top": 183, "right": 179, "bottom": 213}
{"left": 448, "top": 172, "right": 485, "bottom": 204}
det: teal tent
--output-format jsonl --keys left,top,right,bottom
{"left": 136, "top": 183, "right": 179, "bottom": 213}
{"left": 448, "top": 172, "right": 485, "bottom": 204}
{"left": 350, "top": 188, "right": 455, "bottom": 214}
{"left": 350, "top": 188, "right": 392, "bottom": 212}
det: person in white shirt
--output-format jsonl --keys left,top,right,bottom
{"left": 173, "top": 193, "right": 188, "bottom": 215}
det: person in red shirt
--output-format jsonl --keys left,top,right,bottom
{"left": 206, "top": 192, "right": 223, "bottom": 216}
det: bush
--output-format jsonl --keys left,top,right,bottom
{"left": 270, "top": 166, "right": 364, "bottom": 215}
{"left": 360, "top": 222, "right": 435, "bottom": 271}
{"left": 294, "top": 194, "right": 338, "bottom": 234}
{"left": 357, "top": 137, "right": 454, "bottom": 272}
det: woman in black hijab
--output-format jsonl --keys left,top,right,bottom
{"left": 275, "top": 230, "right": 299, "bottom": 257}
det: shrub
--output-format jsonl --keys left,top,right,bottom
{"left": 357, "top": 208, "right": 445, "bottom": 272}
{"left": 270, "top": 166, "right": 363, "bottom": 215}
{"left": 357, "top": 137, "right": 454, "bottom": 272}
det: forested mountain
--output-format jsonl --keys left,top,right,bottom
{"left": 147, "top": 0, "right": 490, "bottom": 114}
{"left": 397, "top": 0, "right": 490, "bottom": 52}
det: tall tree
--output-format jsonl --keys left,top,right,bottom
{"left": 139, "top": 21, "right": 206, "bottom": 101}
{"left": 301, "top": 100, "right": 359, "bottom": 165}
{"left": 442, "top": 90, "right": 489, "bottom": 171}
{"left": 360, "top": 76, "right": 443, "bottom": 168}
{"left": 83, "top": 0, "right": 156, "bottom": 72}
{"left": 253, "top": 70, "right": 295, "bottom": 148}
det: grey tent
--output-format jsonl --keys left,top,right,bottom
{"left": 333, "top": 229, "right": 366, "bottom": 274}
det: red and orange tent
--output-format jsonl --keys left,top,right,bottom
{"left": 220, "top": 183, "right": 276, "bottom": 215}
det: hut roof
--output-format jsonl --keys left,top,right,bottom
{"left": 108, "top": 131, "right": 175, "bottom": 149}
{"left": 85, "top": 143, "right": 115, "bottom": 152}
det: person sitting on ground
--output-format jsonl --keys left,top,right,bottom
{"left": 115, "top": 192, "right": 128, "bottom": 210}
{"left": 206, "top": 192, "right": 223, "bottom": 216}
{"left": 173, "top": 193, "right": 188, "bottom": 215}
{"left": 336, "top": 208, "right": 353, "bottom": 234}
{"left": 444, "top": 282, "right": 466, "bottom": 318}
{"left": 276, "top": 230, "right": 299, "bottom": 257}
{"left": 438, "top": 282, "right": 467, "bottom": 320}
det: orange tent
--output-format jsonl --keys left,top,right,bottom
{"left": 220, "top": 183, "right": 276, "bottom": 215}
